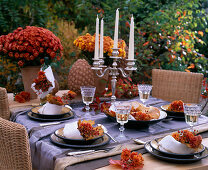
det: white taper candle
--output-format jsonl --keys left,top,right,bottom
{"left": 128, "top": 15, "right": 134, "bottom": 59}
{"left": 94, "top": 15, "right": 99, "bottom": 59}
{"left": 113, "top": 8, "right": 119, "bottom": 49}
{"left": 100, "top": 18, "right": 104, "bottom": 59}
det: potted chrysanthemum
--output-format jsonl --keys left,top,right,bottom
{"left": 0, "top": 26, "right": 63, "bottom": 98}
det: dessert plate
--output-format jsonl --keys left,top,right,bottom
{"left": 27, "top": 111, "right": 74, "bottom": 122}
{"left": 104, "top": 110, "right": 167, "bottom": 126}
{"left": 150, "top": 137, "right": 205, "bottom": 157}
{"left": 54, "top": 128, "right": 104, "bottom": 145}
{"left": 50, "top": 133, "right": 110, "bottom": 148}
{"left": 31, "top": 106, "right": 72, "bottom": 119}
{"left": 145, "top": 141, "right": 208, "bottom": 163}
{"left": 161, "top": 105, "right": 185, "bottom": 120}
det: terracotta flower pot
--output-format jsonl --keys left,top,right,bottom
{"left": 21, "top": 66, "right": 41, "bottom": 99}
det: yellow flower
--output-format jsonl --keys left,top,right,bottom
{"left": 74, "top": 33, "right": 126, "bottom": 58}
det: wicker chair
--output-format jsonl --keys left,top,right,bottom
{"left": 0, "top": 117, "right": 32, "bottom": 170}
{"left": 152, "top": 69, "right": 203, "bottom": 103}
{"left": 0, "top": 87, "right": 11, "bottom": 120}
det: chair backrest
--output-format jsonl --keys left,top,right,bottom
{"left": 0, "top": 87, "right": 11, "bottom": 120}
{"left": 152, "top": 69, "right": 203, "bottom": 103}
{"left": 0, "top": 118, "right": 32, "bottom": 170}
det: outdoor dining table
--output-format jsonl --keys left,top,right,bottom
{"left": 8, "top": 91, "right": 208, "bottom": 170}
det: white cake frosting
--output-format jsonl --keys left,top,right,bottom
{"left": 63, "top": 121, "right": 83, "bottom": 139}
{"left": 158, "top": 135, "right": 195, "bottom": 154}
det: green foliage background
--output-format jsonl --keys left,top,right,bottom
{"left": 0, "top": 0, "right": 208, "bottom": 92}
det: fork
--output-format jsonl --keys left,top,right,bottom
{"left": 39, "top": 122, "right": 61, "bottom": 127}
{"left": 98, "top": 124, "right": 117, "bottom": 143}
{"left": 67, "top": 147, "right": 114, "bottom": 156}
{"left": 133, "top": 139, "right": 146, "bottom": 145}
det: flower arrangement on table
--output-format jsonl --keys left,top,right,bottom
{"left": 167, "top": 100, "right": 184, "bottom": 112}
{"left": 61, "top": 90, "right": 77, "bottom": 103}
{"left": 81, "top": 97, "right": 101, "bottom": 114}
{"left": 109, "top": 148, "right": 144, "bottom": 170}
{"left": 77, "top": 120, "right": 104, "bottom": 140}
{"left": 0, "top": 26, "right": 63, "bottom": 67}
{"left": 158, "top": 129, "right": 202, "bottom": 154}
{"left": 103, "top": 78, "right": 138, "bottom": 99}
{"left": 63, "top": 120, "right": 104, "bottom": 140}
{"left": 33, "top": 71, "right": 53, "bottom": 92}
{"left": 38, "top": 94, "right": 65, "bottom": 115}
{"left": 101, "top": 102, "right": 116, "bottom": 117}
{"left": 73, "top": 33, "right": 126, "bottom": 65}
{"left": 31, "top": 66, "right": 56, "bottom": 100}
{"left": 172, "top": 130, "right": 202, "bottom": 149}
{"left": 46, "top": 94, "right": 65, "bottom": 106}
{"left": 14, "top": 91, "right": 30, "bottom": 103}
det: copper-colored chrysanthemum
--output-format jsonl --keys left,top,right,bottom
{"left": 77, "top": 120, "right": 104, "bottom": 140}
{"left": 172, "top": 130, "right": 202, "bottom": 149}
{"left": 0, "top": 26, "right": 63, "bottom": 67}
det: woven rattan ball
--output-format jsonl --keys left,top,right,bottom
{"left": 68, "top": 59, "right": 95, "bottom": 94}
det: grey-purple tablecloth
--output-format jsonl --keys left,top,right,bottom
{"left": 12, "top": 97, "right": 208, "bottom": 170}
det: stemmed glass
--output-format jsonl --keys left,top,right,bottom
{"left": 183, "top": 103, "right": 202, "bottom": 132}
{"left": 114, "top": 102, "right": 132, "bottom": 141}
{"left": 80, "top": 86, "right": 96, "bottom": 119}
{"left": 138, "top": 84, "right": 152, "bottom": 106}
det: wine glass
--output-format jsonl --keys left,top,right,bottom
{"left": 80, "top": 86, "right": 96, "bottom": 119}
{"left": 114, "top": 102, "right": 132, "bottom": 141}
{"left": 183, "top": 103, "right": 202, "bottom": 132}
{"left": 138, "top": 84, "right": 152, "bottom": 106}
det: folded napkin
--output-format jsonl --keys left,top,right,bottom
{"left": 31, "top": 66, "right": 55, "bottom": 99}
{"left": 158, "top": 135, "right": 195, "bottom": 154}
{"left": 63, "top": 121, "right": 83, "bottom": 139}
{"left": 38, "top": 102, "right": 63, "bottom": 115}
{"left": 195, "top": 124, "right": 208, "bottom": 134}
{"left": 54, "top": 143, "right": 144, "bottom": 170}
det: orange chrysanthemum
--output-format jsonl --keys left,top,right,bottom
{"left": 167, "top": 100, "right": 184, "bottom": 112}
{"left": 0, "top": 26, "right": 63, "bottom": 67}
{"left": 109, "top": 148, "right": 144, "bottom": 170}
{"left": 61, "top": 90, "right": 77, "bottom": 101}
{"left": 33, "top": 71, "right": 52, "bottom": 92}
{"left": 46, "top": 94, "right": 65, "bottom": 106}
{"left": 15, "top": 91, "right": 30, "bottom": 103}
{"left": 172, "top": 130, "right": 202, "bottom": 149}
{"left": 77, "top": 119, "right": 104, "bottom": 140}
{"left": 121, "top": 148, "right": 131, "bottom": 161}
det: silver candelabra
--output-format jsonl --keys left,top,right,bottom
{"left": 91, "top": 48, "right": 137, "bottom": 102}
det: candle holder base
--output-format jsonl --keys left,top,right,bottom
{"left": 92, "top": 49, "right": 137, "bottom": 103}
